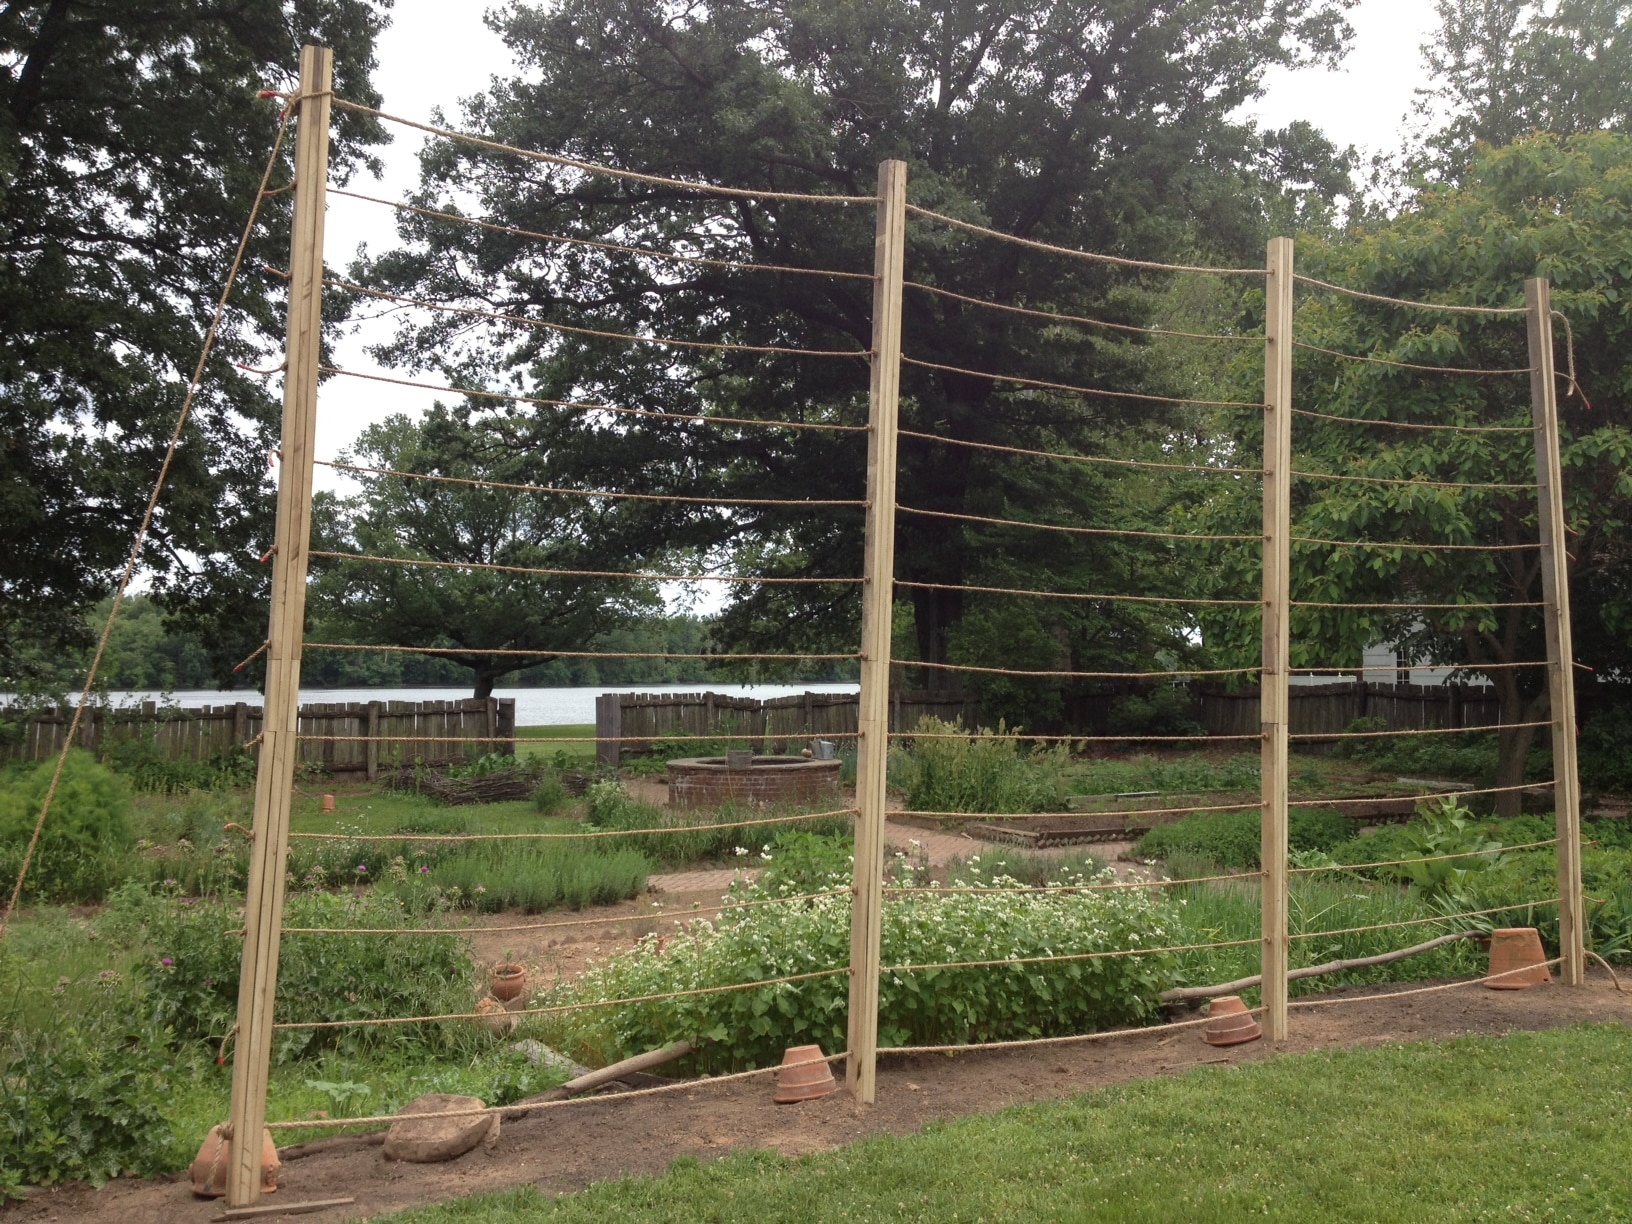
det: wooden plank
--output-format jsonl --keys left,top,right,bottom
{"left": 226, "top": 44, "right": 332, "bottom": 1211}
{"left": 1260, "top": 235, "right": 1294, "bottom": 1042}
{"left": 1525, "top": 277, "right": 1585, "bottom": 987}
{"left": 846, "top": 158, "right": 905, "bottom": 1104}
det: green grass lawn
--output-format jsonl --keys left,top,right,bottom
{"left": 515, "top": 724, "right": 597, "bottom": 767}
{"left": 380, "top": 1024, "right": 1632, "bottom": 1223}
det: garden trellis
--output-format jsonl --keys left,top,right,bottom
{"left": 0, "top": 43, "right": 1588, "bottom": 1212}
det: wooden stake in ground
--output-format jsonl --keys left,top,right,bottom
{"left": 1260, "top": 236, "right": 1294, "bottom": 1041}
{"left": 1524, "top": 277, "right": 1586, "bottom": 988}
{"left": 226, "top": 44, "right": 332, "bottom": 1208}
{"left": 846, "top": 159, "right": 906, "bottom": 1104}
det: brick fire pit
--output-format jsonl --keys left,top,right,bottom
{"left": 666, "top": 755, "right": 842, "bottom": 809}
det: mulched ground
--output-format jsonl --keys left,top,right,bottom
{"left": 8, "top": 972, "right": 1629, "bottom": 1224}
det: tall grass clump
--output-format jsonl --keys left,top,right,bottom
{"left": 583, "top": 781, "right": 850, "bottom": 867}
{"left": 415, "top": 841, "right": 649, "bottom": 912}
{"left": 901, "top": 716, "right": 1071, "bottom": 814}
{"left": 0, "top": 750, "right": 132, "bottom": 903}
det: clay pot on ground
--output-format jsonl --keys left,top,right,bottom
{"left": 321, "top": 793, "right": 336, "bottom": 812}
{"left": 475, "top": 996, "right": 516, "bottom": 1036}
{"left": 1202, "top": 995, "right": 1262, "bottom": 1047}
{"left": 1485, "top": 927, "right": 1552, "bottom": 989}
{"left": 190, "top": 1124, "right": 279, "bottom": 1197}
{"left": 773, "top": 1043, "right": 837, "bottom": 1103}
{"left": 489, "top": 962, "right": 527, "bottom": 1002}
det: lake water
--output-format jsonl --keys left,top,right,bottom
{"left": 61, "top": 683, "right": 861, "bottom": 727}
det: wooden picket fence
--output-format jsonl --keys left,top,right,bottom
{"left": 0, "top": 697, "right": 515, "bottom": 778}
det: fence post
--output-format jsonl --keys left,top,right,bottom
{"left": 1524, "top": 277, "right": 1585, "bottom": 987}
{"left": 846, "top": 158, "right": 906, "bottom": 1103}
{"left": 226, "top": 44, "right": 331, "bottom": 1208}
{"left": 1260, "top": 236, "right": 1294, "bottom": 1041}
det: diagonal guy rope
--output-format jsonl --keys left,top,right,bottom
{"left": 0, "top": 104, "right": 294, "bottom": 941}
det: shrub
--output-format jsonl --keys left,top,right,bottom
{"left": 533, "top": 864, "right": 1176, "bottom": 1072}
{"left": 1580, "top": 705, "right": 1632, "bottom": 794}
{"left": 1106, "top": 685, "right": 1204, "bottom": 738}
{"left": 901, "top": 717, "right": 1071, "bottom": 814}
{"left": 1134, "top": 807, "right": 1356, "bottom": 870}
{"left": 108, "top": 884, "right": 479, "bottom": 1062}
{"left": 100, "top": 735, "right": 256, "bottom": 793}
{"left": 754, "top": 829, "right": 853, "bottom": 895}
{"left": 0, "top": 751, "right": 132, "bottom": 903}
{"left": 532, "top": 772, "right": 568, "bottom": 813}
{"left": 0, "top": 1009, "right": 183, "bottom": 1190}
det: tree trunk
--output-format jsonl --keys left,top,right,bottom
{"left": 1494, "top": 689, "right": 1550, "bottom": 818}
{"left": 473, "top": 670, "right": 496, "bottom": 701}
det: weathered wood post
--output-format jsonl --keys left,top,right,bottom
{"left": 1260, "top": 236, "right": 1294, "bottom": 1041}
{"left": 225, "top": 44, "right": 331, "bottom": 1208}
{"left": 846, "top": 158, "right": 905, "bottom": 1103}
{"left": 1524, "top": 277, "right": 1586, "bottom": 987}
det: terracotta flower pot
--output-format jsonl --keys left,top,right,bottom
{"left": 1202, "top": 995, "right": 1262, "bottom": 1047}
{"left": 475, "top": 995, "right": 516, "bottom": 1036}
{"left": 190, "top": 1124, "right": 279, "bottom": 1198}
{"left": 773, "top": 1043, "right": 836, "bottom": 1104}
{"left": 1485, "top": 927, "right": 1551, "bottom": 990}
{"left": 490, "top": 962, "right": 527, "bottom": 1003}
{"left": 321, "top": 793, "right": 336, "bottom": 813}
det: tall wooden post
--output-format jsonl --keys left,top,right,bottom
{"left": 846, "top": 159, "right": 905, "bottom": 1103}
{"left": 226, "top": 44, "right": 331, "bottom": 1208}
{"left": 1524, "top": 278, "right": 1586, "bottom": 987}
{"left": 1260, "top": 236, "right": 1294, "bottom": 1040}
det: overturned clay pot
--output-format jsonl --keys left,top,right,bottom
{"left": 1202, "top": 995, "right": 1262, "bottom": 1047}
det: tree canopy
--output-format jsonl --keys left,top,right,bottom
{"left": 358, "top": 0, "right": 1355, "bottom": 716}
{"left": 0, "top": 0, "right": 388, "bottom": 688}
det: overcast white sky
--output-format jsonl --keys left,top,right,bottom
{"left": 309, "top": 0, "right": 1442, "bottom": 498}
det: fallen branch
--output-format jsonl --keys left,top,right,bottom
{"left": 277, "top": 1130, "right": 387, "bottom": 1161}
{"left": 1160, "top": 931, "right": 1480, "bottom": 1003}
{"left": 521, "top": 1039, "right": 695, "bottom": 1104}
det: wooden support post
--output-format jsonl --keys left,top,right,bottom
{"left": 226, "top": 44, "right": 331, "bottom": 1209}
{"left": 364, "top": 700, "right": 380, "bottom": 781}
{"left": 1260, "top": 236, "right": 1294, "bottom": 1041}
{"left": 846, "top": 158, "right": 906, "bottom": 1104}
{"left": 1525, "top": 278, "right": 1586, "bottom": 987}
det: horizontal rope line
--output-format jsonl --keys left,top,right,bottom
{"left": 1293, "top": 274, "right": 1529, "bottom": 316}
{"left": 904, "top": 205, "right": 1261, "bottom": 277}
{"left": 330, "top": 98, "right": 877, "bottom": 205}
{"left": 881, "top": 936, "right": 1261, "bottom": 976}
{"left": 895, "top": 578, "right": 1258, "bottom": 607}
{"left": 287, "top": 808, "right": 857, "bottom": 841}
{"left": 1292, "top": 341, "right": 1534, "bottom": 375}
{"left": 271, "top": 966, "right": 850, "bottom": 1032}
{"left": 1289, "top": 838, "right": 1560, "bottom": 876}
{"left": 902, "top": 355, "right": 1264, "bottom": 409}
{"left": 284, "top": 731, "right": 851, "bottom": 746}
{"left": 309, "top": 550, "right": 862, "bottom": 585}
{"left": 321, "top": 366, "right": 867, "bottom": 433}
{"left": 1290, "top": 598, "right": 1543, "bottom": 610}
{"left": 1286, "top": 958, "right": 1562, "bottom": 1009}
{"left": 304, "top": 641, "right": 860, "bottom": 662}
{"left": 327, "top": 278, "right": 868, "bottom": 360}
{"left": 264, "top": 1051, "right": 850, "bottom": 1132}
{"left": 906, "top": 659, "right": 1260, "bottom": 680}
{"left": 311, "top": 457, "right": 862, "bottom": 508}
{"left": 895, "top": 801, "right": 1263, "bottom": 822}
{"left": 895, "top": 428, "right": 1262, "bottom": 477}
{"left": 1289, "top": 661, "right": 1545, "bottom": 672}
{"left": 898, "top": 504, "right": 1260, "bottom": 544}
{"left": 1291, "top": 405, "right": 1532, "bottom": 434}
{"left": 1290, "top": 468, "right": 1536, "bottom": 491}
{"left": 1288, "top": 898, "right": 1559, "bottom": 941}
{"left": 881, "top": 1007, "right": 1254, "bottom": 1056}
{"left": 1290, "top": 720, "right": 1550, "bottom": 741}
{"left": 1287, "top": 781, "right": 1555, "bottom": 809}
{"left": 331, "top": 188, "right": 873, "bottom": 280}
{"left": 1290, "top": 535, "right": 1534, "bottom": 553}
{"left": 903, "top": 280, "right": 1264, "bottom": 343}
{"left": 891, "top": 730, "right": 1262, "bottom": 743}
{"left": 282, "top": 888, "right": 848, "bottom": 935}
{"left": 885, "top": 869, "right": 1259, "bottom": 896}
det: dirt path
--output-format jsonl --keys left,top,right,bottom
{"left": 10, "top": 975, "right": 1629, "bottom": 1224}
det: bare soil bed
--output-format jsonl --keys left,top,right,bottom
{"left": 9, "top": 974, "right": 1628, "bottom": 1224}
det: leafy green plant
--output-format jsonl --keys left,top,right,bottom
{"left": 533, "top": 862, "right": 1175, "bottom": 1072}
{"left": 0, "top": 750, "right": 133, "bottom": 902}
{"left": 901, "top": 717, "right": 1072, "bottom": 815}
{"left": 583, "top": 781, "right": 848, "bottom": 866}
{"left": 1106, "top": 685, "right": 1204, "bottom": 738}
{"left": 1134, "top": 807, "right": 1355, "bottom": 870}
{"left": 1387, "top": 797, "right": 1507, "bottom": 898}
{"left": 532, "top": 772, "right": 569, "bottom": 813}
